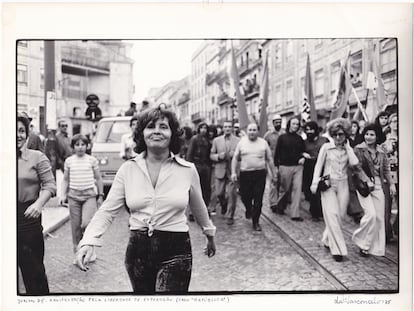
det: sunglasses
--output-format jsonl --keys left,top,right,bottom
{"left": 332, "top": 132, "right": 345, "bottom": 137}
{"left": 60, "top": 125, "right": 68, "bottom": 128}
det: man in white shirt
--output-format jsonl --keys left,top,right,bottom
{"left": 231, "top": 123, "right": 276, "bottom": 231}
{"left": 120, "top": 116, "right": 138, "bottom": 160}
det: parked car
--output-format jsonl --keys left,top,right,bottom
{"left": 91, "top": 116, "right": 132, "bottom": 195}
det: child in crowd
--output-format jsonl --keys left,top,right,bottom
{"left": 61, "top": 134, "right": 104, "bottom": 264}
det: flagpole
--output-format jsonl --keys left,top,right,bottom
{"left": 352, "top": 87, "right": 368, "bottom": 121}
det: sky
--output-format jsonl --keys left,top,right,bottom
{"left": 129, "top": 40, "right": 203, "bottom": 103}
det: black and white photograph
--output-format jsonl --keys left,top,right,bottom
{"left": 2, "top": 2, "right": 413, "bottom": 311}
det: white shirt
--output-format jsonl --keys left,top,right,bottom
{"left": 79, "top": 152, "right": 216, "bottom": 247}
{"left": 120, "top": 132, "right": 137, "bottom": 159}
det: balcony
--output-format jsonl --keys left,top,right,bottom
{"left": 243, "top": 80, "right": 260, "bottom": 101}
{"left": 239, "top": 58, "right": 262, "bottom": 78}
{"left": 178, "top": 92, "right": 190, "bottom": 106}
{"left": 62, "top": 87, "right": 110, "bottom": 104}
{"left": 206, "top": 72, "right": 218, "bottom": 85}
{"left": 217, "top": 92, "right": 232, "bottom": 106}
{"left": 191, "top": 112, "right": 202, "bottom": 122}
{"left": 61, "top": 42, "right": 111, "bottom": 75}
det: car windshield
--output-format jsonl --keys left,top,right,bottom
{"left": 95, "top": 120, "right": 130, "bottom": 143}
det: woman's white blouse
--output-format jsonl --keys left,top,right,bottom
{"left": 79, "top": 153, "right": 216, "bottom": 247}
{"left": 311, "top": 142, "right": 359, "bottom": 187}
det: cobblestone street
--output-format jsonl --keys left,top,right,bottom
{"left": 19, "top": 182, "right": 398, "bottom": 294}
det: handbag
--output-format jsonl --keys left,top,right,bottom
{"left": 317, "top": 151, "right": 330, "bottom": 192}
{"left": 352, "top": 174, "right": 371, "bottom": 197}
{"left": 317, "top": 174, "right": 331, "bottom": 192}
{"left": 353, "top": 154, "right": 373, "bottom": 197}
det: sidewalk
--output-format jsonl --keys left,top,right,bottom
{"left": 42, "top": 197, "right": 70, "bottom": 238}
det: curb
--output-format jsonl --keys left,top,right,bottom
{"left": 42, "top": 212, "right": 70, "bottom": 238}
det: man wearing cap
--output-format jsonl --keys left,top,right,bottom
{"left": 264, "top": 114, "right": 283, "bottom": 210}
{"left": 19, "top": 112, "right": 44, "bottom": 153}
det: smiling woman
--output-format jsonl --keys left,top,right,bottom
{"left": 75, "top": 106, "right": 216, "bottom": 294}
{"left": 17, "top": 114, "right": 56, "bottom": 294}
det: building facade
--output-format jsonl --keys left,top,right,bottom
{"left": 145, "top": 38, "right": 397, "bottom": 131}
{"left": 17, "top": 40, "right": 134, "bottom": 136}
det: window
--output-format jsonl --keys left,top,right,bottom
{"left": 286, "top": 79, "right": 293, "bottom": 106}
{"left": 286, "top": 41, "right": 293, "bottom": 62}
{"left": 275, "top": 43, "right": 282, "bottom": 69}
{"left": 275, "top": 84, "right": 281, "bottom": 107}
{"left": 315, "top": 69, "right": 324, "bottom": 97}
{"left": 379, "top": 39, "right": 397, "bottom": 75}
{"left": 330, "top": 61, "right": 341, "bottom": 92}
{"left": 350, "top": 50, "right": 363, "bottom": 88}
{"left": 17, "top": 64, "right": 28, "bottom": 86}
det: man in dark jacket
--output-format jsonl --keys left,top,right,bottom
{"left": 187, "top": 122, "right": 212, "bottom": 207}
{"left": 303, "top": 121, "right": 328, "bottom": 221}
{"left": 273, "top": 117, "right": 309, "bottom": 221}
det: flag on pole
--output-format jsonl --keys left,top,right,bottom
{"left": 330, "top": 52, "right": 352, "bottom": 120}
{"left": 302, "top": 53, "right": 317, "bottom": 123}
{"left": 230, "top": 42, "right": 250, "bottom": 131}
{"left": 258, "top": 51, "right": 269, "bottom": 137}
{"left": 366, "top": 41, "right": 388, "bottom": 122}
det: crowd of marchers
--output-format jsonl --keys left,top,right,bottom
{"left": 17, "top": 106, "right": 398, "bottom": 294}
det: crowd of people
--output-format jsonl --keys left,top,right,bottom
{"left": 17, "top": 104, "right": 399, "bottom": 294}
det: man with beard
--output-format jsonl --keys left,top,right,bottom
{"left": 264, "top": 114, "right": 283, "bottom": 210}
{"left": 303, "top": 121, "right": 328, "bottom": 221}
{"left": 231, "top": 123, "right": 276, "bottom": 231}
{"left": 273, "top": 117, "right": 309, "bottom": 221}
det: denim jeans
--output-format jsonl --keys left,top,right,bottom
{"left": 125, "top": 230, "right": 192, "bottom": 293}
{"left": 68, "top": 188, "right": 97, "bottom": 252}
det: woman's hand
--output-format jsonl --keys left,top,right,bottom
{"left": 97, "top": 196, "right": 104, "bottom": 208}
{"left": 24, "top": 201, "right": 43, "bottom": 218}
{"left": 390, "top": 184, "right": 397, "bottom": 197}
{"left": 204, "top": 236, "right": 216, "bottom": 258}
{"left": 367, "top": 180, "right": 375, "bottom": 190}
{"left": 310, "top": 184, "right": 318, "bottom": 194}
{"left": 75, "top": 245, "right": 95, "bottom": 271}
{"left": 298, "top": 157, "right": 305, "bottom": 165}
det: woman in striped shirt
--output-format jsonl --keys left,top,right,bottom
{"left": 61, "top": 134, "right": 104, "bottom": 263}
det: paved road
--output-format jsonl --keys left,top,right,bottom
{"left": 19, "top": 181, "right": 398, "bottom": 293}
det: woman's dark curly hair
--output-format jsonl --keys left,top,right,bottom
{"left": 133, "top": 107, "right": 182, "bottom": 154}
{"left": 17, "top": 116, "right": 30, "bottom": 137}
{"left": 361, "top": 123, "right": 380, "bottom": 145}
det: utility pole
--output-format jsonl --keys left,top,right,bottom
{"left": 44, "top": 41, "right": 58, "bottom": 177}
